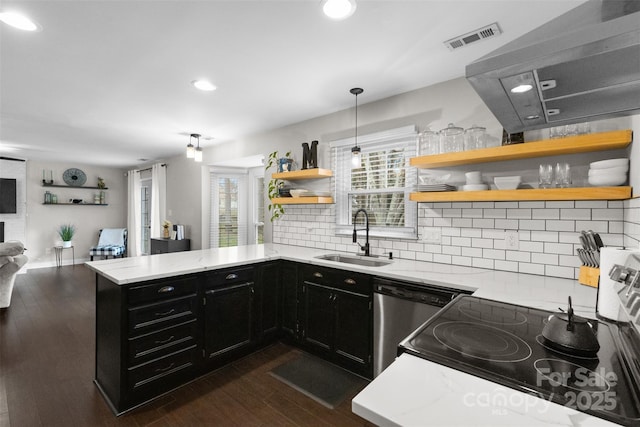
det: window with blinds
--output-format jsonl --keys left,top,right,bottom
{"left": 210, "top": 174, "right": 248, "bottom": 248}
{"left": 331, "top": 125, "right": 418, "bottom": 239}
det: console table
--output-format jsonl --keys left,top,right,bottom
{"left": 150, "top": 238, "right": 190, "bottom": 254}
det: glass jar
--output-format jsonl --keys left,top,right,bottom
{"left": 464, "top": 125, "right": 486, "bottom": 151}
{"left": 418, "top": 129, "right": 440, "bottom": 155}
{"left": 439, "top": 123, "right": 464, "bottom": 153}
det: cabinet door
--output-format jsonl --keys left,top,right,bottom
{"left": 204, "top": 282, "right": 254, "bottom": 359}
{"left": 334, "top": 290, "right": 372, "bottom": 370}
{"left": 302, "top": 283, "right": 333, "bottom": 351}
{"left": 258, "top": 262, "right": 280, "bottom": 340}
{"left": 281, "top": 262, "right": 298, "bottom": 338}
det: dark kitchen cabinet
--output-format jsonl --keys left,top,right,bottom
{"left": 300, "top": 265, "right": 373, "bottom": 378}
{"left": 95, "top": 273, "right": 201, "bottom": 415}
{"left": 203, "top": 266, "right": 256, "bottom": 364}
{"left": 257, "top": 262, "right": 280, "bottom": 342}
{"left": 280, "top": 261, "right": 299, "bottom": 340}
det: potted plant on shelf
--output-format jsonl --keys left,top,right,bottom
{"left": 58, "top": 224, "right": 75, "bottom": 248}
{"left": 265, "top": 150, "right": 291, "bottom": 222}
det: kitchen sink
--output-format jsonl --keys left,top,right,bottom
{"left": 314, "top": 253, "right": 392, "bottom": 267}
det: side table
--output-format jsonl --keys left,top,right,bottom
{"left": 54, "top": 245, "right": 75, "bottom": 267}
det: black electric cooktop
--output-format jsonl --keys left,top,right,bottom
{"left": 400, "top": 295, "right": 640, "bottom": 426}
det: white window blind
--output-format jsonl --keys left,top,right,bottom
{"left": 331, "top": 125, "right": 418, "bottom": 239}
{"left": 209, "top": 173, "right": 248, "bottom": 248}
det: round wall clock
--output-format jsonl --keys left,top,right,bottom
{"left": 63, "top": 168, "right": 87, "bottom": 186}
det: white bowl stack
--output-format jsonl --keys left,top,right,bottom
{"left": 588, "top": 158, "right": 629, "bottom": 186}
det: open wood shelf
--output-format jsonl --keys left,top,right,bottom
{"left": 42, "top": 203, "right": 109, "bottom": 206}
{"left": 409, "top": 186, "right": 631, "bottom": 202}
{"left": 271, "top": 168, "right": 333, "bottom": 180}
{"left": 43, "top": 184, "right": 109, "bottom": 189}
{"left": 410, "top": 130, "right": 632, "bottom": 169}
{"left": 271, "top": 197, "right": 334, "bottom": 205}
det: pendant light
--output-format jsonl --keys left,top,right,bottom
{"left": 350, "top": 87, "right": 363, "bottom": 168}
{"left": 186, "top": 134, "right": 195, "bottom": 158}
{"left": 322, "top": 0, "right": 357, "bottom": 20}
{"left": 192, "top": 133, "right": 203, "bottom": 162}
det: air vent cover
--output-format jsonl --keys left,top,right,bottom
{"left": 444, "top": 23, "right": 502, "bottom": 51}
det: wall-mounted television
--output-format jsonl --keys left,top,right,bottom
{"left": 0, "top": 178, "right": 17, "bottom": 214}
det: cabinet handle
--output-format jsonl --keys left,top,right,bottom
{"left": 344, "top": 278, "right": 356, "bottom": 285}
{"left": 154, "top": 362, "right": 175, "bottom": 373}
{"left": 158, "top": 286, "right": 174, "bottom": 293}
{"left": 155, "top": 308, "right": 175, "bottom": 317}
{"left": 313, "top": 272, "right": 323, "bottom": 278}
{"left": 225, "top": 273, "right": 238, "bottom": 280}
{"left": 154, "top": 335, "right": 175, "bottom": 345}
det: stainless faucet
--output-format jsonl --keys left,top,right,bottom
{"left": 352, "top": 209, "right": 370, "bottom": 256}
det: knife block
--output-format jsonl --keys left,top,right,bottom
{"left": 579, "top": 266, "right": 599, "bottom": 288}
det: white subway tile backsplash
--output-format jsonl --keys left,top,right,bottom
{"left": 545, "top": 220, "right": 575, "bottom": 232}
{"left": 545, "top": 201, "right": 574, "bottom": 208}
{"left": 532, "top": 209, "right": 559, "bottom": 220}
{"left": 531, "top": 231, "right": 559, "bottom": 242}
{"left": 494, "top": 219, "right": 519, "bottom": 229}
{"left": 483, "top": 209, "right": 507, "bottom": 219}
{"left": 519, "top": 263, "right": 545, "bottom": 275}
{"left": 471, "top": 238, "right": 493, "bottom": 249}
{"left": 462, "top": 209, "right": 483, "bottom": 218}
{"left": 519, "top": 220, "right": 546, "bottom": 230}
{"left": 275, "top": 198, "right": 630, "bottom": 281}
{"left": 575, "top": 220, "right": 608, "bottom": 233}
{"left": 560, "top": 209, "right": 591, "bottom": 220}
{"left": 507, "top": 209, "right": 532, "bottom": 219}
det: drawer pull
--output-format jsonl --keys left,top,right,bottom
{"left": 225, "top": 273, "right": 238, "bottom": 280}
{"left": 155, "top": 308, "right": 176, "bottom": 317}
{"left": 158, "top": 286, "right": 175, "bottom": 293}
{"left": 313, "top": 272, "right": 323, "bottom": 278}
{"left": 344, "top": 278, "right": 357, "bottom": 285}
{"left": 154, "top": 362, "right": 175, "bottom": 373}
{"left": 154, "top": 335, "right": 175, "bottom": 345}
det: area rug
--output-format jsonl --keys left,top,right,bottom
{"left": 269, "top": 354, "right": 368, "bottom": 409}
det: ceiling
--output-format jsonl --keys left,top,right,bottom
{"left": 0, "top": 0, "right": 586, "bottom": 168}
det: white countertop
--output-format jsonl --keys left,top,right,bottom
{"left": 86, "top": 243, "right": 608, "bottom": 425}
{"left": 85, "top": 243, "right": 597, "bottom": 316}
{"left": 352, "top": 354, "right": 618, "bottom": 427}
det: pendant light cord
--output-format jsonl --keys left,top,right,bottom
{"left": 350, "top": 87, "right": 363, "bottom": 148}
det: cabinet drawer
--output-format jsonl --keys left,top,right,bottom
{"left": 207, "top": 266, "right": 255, "bottom": 286}
{"left": 128, "top": 320, "right": 198, "bottom": 365}
{"left": 302, "top": 265, "right": 371, "bottom": 295}
{"left": 129, "top": 276, "right": 198, "bottom": 306}
{"left": 128, "top": 346, "right": 197, "bottom": 390}
{"left": 128, "top": 295, "right": 198, "bottom": 336}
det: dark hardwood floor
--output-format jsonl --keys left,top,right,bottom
{"left": 0, "top": 265, "right": 372, "bottom": 426}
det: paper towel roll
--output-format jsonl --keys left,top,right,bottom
{"left": 598, "top": 247, "right": 640, "bottom": 321}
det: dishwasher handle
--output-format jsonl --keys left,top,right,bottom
{"left": 374, "top": 282, "right": 461, "bottom": 307}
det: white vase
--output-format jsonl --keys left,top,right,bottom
{"left": 62, "top": 240, "right": 72, "bottom": 248}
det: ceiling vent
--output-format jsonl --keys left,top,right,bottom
{"left": 444, "top": 23, "right": 502, "bottom": 51}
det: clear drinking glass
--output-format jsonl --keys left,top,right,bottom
{"left": 539, "top": 164, "right": 554, "bottom": 188}
{"left": 555, "top": 162, "right": 571, "bottom": 188}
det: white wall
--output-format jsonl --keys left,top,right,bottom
{"left": 25, "top": 161, "right": 127, "bottom": 268}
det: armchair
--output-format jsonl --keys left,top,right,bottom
{"left": 89, "top": 228, "right": 127, "bottom": 261}
{"left": 0, "top": 241, "right": 28, "bottom": 308}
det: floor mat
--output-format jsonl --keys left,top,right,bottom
{"left": 269, "top": 354, "right": 368, "bottom": 409}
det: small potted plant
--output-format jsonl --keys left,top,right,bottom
{"left": 58, "top": 224, "right": 76, "bottom": 248}
{"left": 265, "top": 151, "right": 292, "bottom": 222}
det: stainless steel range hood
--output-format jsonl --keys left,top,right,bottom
{"left": 466, "top": 0, "right": 640, "bottom": 133}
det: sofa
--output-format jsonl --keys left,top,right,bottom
{"left": 0, "top": 241, "right": 28, "bottom": 308}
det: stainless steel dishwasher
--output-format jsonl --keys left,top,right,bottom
{"left": 373, "top": 277, "right": 469, "bottom": 377}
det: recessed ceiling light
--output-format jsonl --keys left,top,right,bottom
{"left": 321, "top": 0, "right": 357, "bottom": 20}
{"left": 0, "top": 11, "right": 39, "bottom": 31}
{"left": 511, "top": 84, "right": 533, "bottom": 94}
{"left": 191, "top": 80, "right": 216, "bottom": 91}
